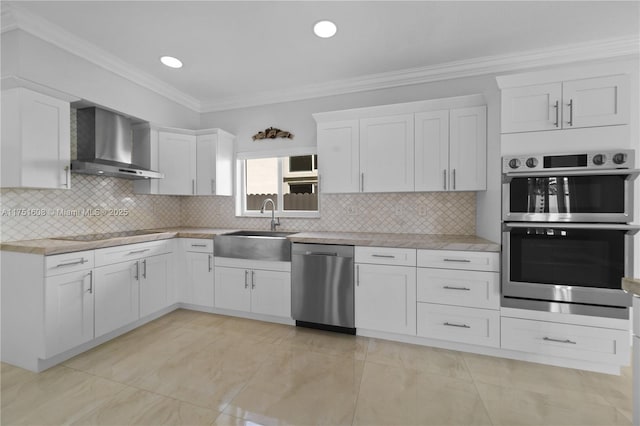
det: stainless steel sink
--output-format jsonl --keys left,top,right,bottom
{"left": 214, "top": 230, "right": 295, "bottom": 261}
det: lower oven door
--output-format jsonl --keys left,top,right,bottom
{"left": 502, "top": 223, "right": 637, "bottom": 316}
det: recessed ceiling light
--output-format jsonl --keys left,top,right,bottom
{"left": 160, "top": 56, "right": 183, "bottom": 69}
{"left": 313, "top": 20, "right": 337, "bottom": 38}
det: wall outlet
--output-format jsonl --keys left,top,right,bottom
{"left": 346, "top": 205, "right": 358, "bottom": 216}
{"left": 417, "top": 206, "right": 428, "bottom": 217}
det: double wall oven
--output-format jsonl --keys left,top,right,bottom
{"left": 502, "top": 150, "right": 639, "bottom": 319}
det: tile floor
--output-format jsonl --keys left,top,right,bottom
{"left": 1, "top": 309, "right": 634, "bottom": 426}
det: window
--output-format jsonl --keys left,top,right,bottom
{"left": 239, "top": 154, "right": 319, "bottom": 217}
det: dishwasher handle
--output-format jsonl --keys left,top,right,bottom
{"left": 304, "top": 251, "right": 338, "bottom": 256}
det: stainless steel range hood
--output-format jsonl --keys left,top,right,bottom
{"left": 71, "top": 107, "right": 164, "bottom": 180}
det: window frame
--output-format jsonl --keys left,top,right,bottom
{"left": 236, "top": 149, "right": 320, "bottom": 218}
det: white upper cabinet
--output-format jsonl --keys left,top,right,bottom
{"left": 414, "top": 106, "right": 486, "bottom": 192}
{"left": 500, "top": 74, "right": 629, "bottom": 133}
{"left": 158, "top": 131, "right": 197, "bottom": 195}
{"left": 317, "top": 120, "right": 360, "bottom": 193}
{"left": 134, "top": 126, "right": 234, "bottom": 196}
{"left": 449, "top": 106, "right": 487, "bottom": 191}
{"left": 415, "top": 110, "right": 449, "bottom": 192}
{"left": 1, "top": 87, "right": 71, "bottom": 189}
{"left": 562, "top": 75, "right": 629, "bottom": 129}
{"left": 315, "top": 95, "right": 486, "bottom": 194}
{"left": 196, "top": 130, "right": 234, "bottom": 196}
{"left": 360, "top": 114, "right": 414, "bottom": 192}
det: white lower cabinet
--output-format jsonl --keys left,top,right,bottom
{"left": 214, "top": 258, "right": 291, "bottom": 319}
{"left": 501, "top": 317, "right": 629, "bottom": 364}
{"left": 94, "top": 261, "right": 140, "bottom": 338}
{"left": 44, "top": 269, "right": 94, "bottom": 358}
{"left": 355, "top": 263, "right": 417, "bottom": 335}
{"left": 139, "top": 254, "right": 172, "bottom": 317}
{"left": 416, "top": 249, "right": 500, "bottom": 348}
{"left": 250, "top": 269, "right": 291, "bottom": 318}
{"left": 184, "top": 251, "right": 214, "bottom": 307}
{"left": 214, "top": 266, "right": 250, "bottom": 312}
{"left": 633, "top": 296, "right": 639, "bottom": 425}
{"left": 417, "top": 303, "right": 500, "bottom": 347}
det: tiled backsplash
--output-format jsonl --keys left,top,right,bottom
{"left": 182, "top": 192, "right": 476, "bottom": 235}
{"left": 1, "top": 182, "right": 475, "bottom": 241}
{"left": 0, "top": 175, "right": 182, "bottom": 241}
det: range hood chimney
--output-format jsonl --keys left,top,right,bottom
{"left": 71, "top": 107, "right": 164, "bottom": 180}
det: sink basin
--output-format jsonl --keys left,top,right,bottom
{"left": 215, "top": 230, "right": 295, "bottom": 261}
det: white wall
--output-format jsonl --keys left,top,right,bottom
{"left": 1, "top": 29, "right": 199, "bottom": 128}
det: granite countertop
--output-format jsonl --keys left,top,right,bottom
{"left": 622, "top": 277, "right": 640, "bottom": 297}
{"left": 1, "top": 229, "right": 500, "bottom": 255}
{"left": 0, "top": 228, "right": 238, "bottom": 255}
{"left": 288, "top": 232, "right": 500, "bottom": 252}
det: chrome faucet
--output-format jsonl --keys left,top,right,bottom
{"left": 260, "top": 198, "right": 280, "bottom": 231}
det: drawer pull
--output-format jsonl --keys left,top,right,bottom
{"left": 128, "top": 249, "right": 150, "bottom": 255}
{"left": 443, "top": 258, "right": 471, "bottom": 263}
{"left": 372, "top": 254, "right": 396, "bottom": 259}
{"left": 543, "top": 337, "right": 576, "bottom": 345}
{"left": 55, "top": 258, "right": 87, "bottom": 268}
{"left": 191, "top": 244, "right": 208, "bottom": 247}
{"left": 443, "top": 285, "right": 471, "bottom": 291}
{"left": 443, "top": 322, "right": 470, "bottom": 328}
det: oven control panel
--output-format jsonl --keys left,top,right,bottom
{"left": 503, "top": 149, "right": 635, "bottom": 173}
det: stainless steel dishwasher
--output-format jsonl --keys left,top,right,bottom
{"left": 291, "top": 243, "right": 355, "bottom": 334}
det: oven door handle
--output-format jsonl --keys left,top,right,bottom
{"left": 503, "top": 168, "right": 640, "bottom": 182}
{"left": 503, "top": 222, "right": 640, "bottom": 234}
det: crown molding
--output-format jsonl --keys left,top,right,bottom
{"left": 2, "top": 3, "right": 202, "bottom": 112}
{"left": 200, "top": 35, "right": 640, "bottom": 113}
{"left": 3, "top": 3, "right": 638, "bottom": 115}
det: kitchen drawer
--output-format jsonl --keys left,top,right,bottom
{"left": 182, "top": 238, "right": 213, "bottom": 253}
{"left": 355, "top": 246, "right": 416, "bottom": 266}
{"left": 501, "top": 317, "right": 630, "bottom": 364}
{"left": 417, "top": 303, "right": 500, "bottom": 347}
{"left": 95, "top": 240, "right": 172, "bottom": 267}
{"left": 45, "top": 250, "right": 94, "bottom": 276}
{"left": 417, "top": 249, "right": 499, "bottom": 272}
{"left": 417, "top": 268, "right": 499, "bottom": 310}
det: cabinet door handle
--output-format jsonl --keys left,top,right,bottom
{"left": 192, "top": 179, "right": 195, "bottom": 195}
{"left": 443, "top": 170, "right": 447, "bottom": 190}
{"left": 567, "top": 99, "right": 574, "bottom": 126}
{"left": 55, "top": 258, "right": 87, "bottom": 268}
{"left": 443, "top": 285, "right": 471, "bottom": 291}
{"left": 372, "top": 254, "right": 395, "bottom": 259}
{"left": 87, "top": 270, "right": 93, "bottom": 294}
{"left": 356, "top": 265, "right": 360, "bottom": 287}
{"left": 543, "top": 337, "right": 576, "bottom": 344}
{"left": 142, "top": 259, "right": 147, "bottom": 279}
{"left": 62, "top": 165, "right": 70, "bottom": 188}
{"left": 452, "top": 169, "right": 456, "bottom": 190}
{"left": 244, "top": 270, "right": 249, "bottom": 289}
{"left": 134, "top": 261, "right": 139, "bottom": 280}
{"left": 208, "top": 254, "right": 212, "bottom": 272}
{"left": 360, "top": 173, "right": 364, "bottom": 192}
{"left": 553, "top": 100, "right": 559, "bottom": 127}
{"left": 443, "top": 258, "right": 471, "bottom": 263}
{"left": 191, "top": 244, "right": 207, "bottom": 247}
{"left": 211, "top": 179, "right": 215, "bottom": 194}
{"left": 444, "top": 322, "right": 470, "bottom": 328}
{"left": 128, "top": 249, "right": 150, "bottom": 255}
{"left": 251, "top": 270, "right": 255, "bottom": 289}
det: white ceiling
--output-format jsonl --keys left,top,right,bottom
{"left": 5, "top": 1, "right": 640, "bottom": 111}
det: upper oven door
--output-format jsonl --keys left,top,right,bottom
{"left": 503, "top": 169, "right": 638, "bottom": 223}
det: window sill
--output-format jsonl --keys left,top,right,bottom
{"left": 238, "top": 211, "right": 320, "bottom": 219}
